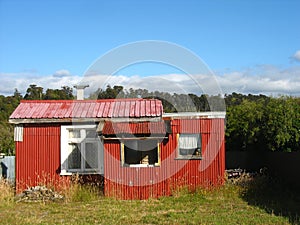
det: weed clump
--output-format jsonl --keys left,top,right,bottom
{"left": 0, "top": 179, "right": 14, "bottom": 204}
{"left": 60, "top": 174, "right": 103, "bottom": 203}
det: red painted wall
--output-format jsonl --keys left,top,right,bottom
{"left": 104, "top": 118, "right": 225, "bottom": 199}
{"left": 15, "top": 124, "right": 62, "bottom": 192}
{"left": 15, "top": 118, "right": 225, "bottom": 199}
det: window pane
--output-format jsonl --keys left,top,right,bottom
{"left": 68, "top": 129, "right": 81, "bottom": 138}
{"left": 179, "top": 134, "right": 199, "bottom": 149}
{"left": 138, "top": 140, "right": 158, "bottom": 151}
{"left": 86, "top": 129, "right": 97, "bottom": 138}
{"left": 124, "top": 140, "right": 158, "bottom": 165}
{"left": 178, "top": 134, "right": 201, "bottom": 157}
{"left": 85, "top": 142, "right": 98, "bottom": 169}
{"left": 68, "top": 144, "right": 81, "bottom": 169}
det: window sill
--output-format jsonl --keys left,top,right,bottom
{"left": 175, "top": 156, "right": 203, "bottom": 160}
{"left": 60, "top": 170, "right": 102, "bottom": 175}
{"left": 122, "top": 164, "right": 160, "bottom": 168}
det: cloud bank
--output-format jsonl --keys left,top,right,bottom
{"left": 0, "top": 70, "right": 81, "bottom": 96}
{"left": 1, "top": 65, "right": 300, "bottom": 97}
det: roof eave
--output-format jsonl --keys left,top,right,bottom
{"left": 162, "top": 111, "right": 226, "bottom": 119}
{"left": 9, "top": 117, "right": 163, "bottom": 124}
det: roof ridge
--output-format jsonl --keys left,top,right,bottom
{"left": 20, "top": 98, "right": 158, "bottom": 103}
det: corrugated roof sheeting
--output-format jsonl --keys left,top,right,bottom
{"left": 102, "top": 121, "right": 166, "bottom": 135}
{"left": 10, "top": 99, "right": 163, "bottom": 120}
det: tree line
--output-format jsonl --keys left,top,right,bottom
{"left": 0, "top": 84, "right": 299, "bottom": 155}
{"left": 89, "top": 85, "right": 225, "bottom": 112}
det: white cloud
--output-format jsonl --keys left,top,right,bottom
{"left": 53, "top": 69, "right": 71, "bottom": 77}
{"left": 80, "top": 65, "right": 300, "bottom": 96}
{"left": 291, "top": 50, "right": 300, "bottom": 62}
{"left": 0, "top": 72, "right": 81, "bottom": 96}
{"left": 217, "top": 65, "right": 300, "bottom": 95}
{"left": 1, "top": 65, "right": 300, "bottom": 97}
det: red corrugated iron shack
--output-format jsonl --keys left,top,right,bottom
{"left": 9, "top": 98, "right": 225, "bottom": 199}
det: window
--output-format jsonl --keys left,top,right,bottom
{"left": 61, "top": 125, "right": 104, "bottom": 175}
{"left": 121, "top": 139, "right": 160, "bottom": 167}
{"left": 177, "top": 133, "right": 202, "bottom": 159}
{"left": 14, "top": 125, "right": 23, "bottom": 142}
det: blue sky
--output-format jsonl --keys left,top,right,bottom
{"left": 0, "top": 0, "right": 300, "bottom": 96}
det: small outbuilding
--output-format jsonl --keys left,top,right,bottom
{"left": 9, "top": 98, "right": 225, "bottom": 199}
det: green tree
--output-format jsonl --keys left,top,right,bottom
{"left": 97, "top": 85, "right": 125, "bottom": 99}
{"left": 226, "top": 99, "right": 265, "bottom": 151}
{"left": 0, "top": 122, "right": 14, "bottom": 155}
{"left": 44, "top": 86, "right": 74, "bottom": 100}
{"left": 263, "top": 97, "right": 300, "bottom": 152}
{"left": 24, "top": 84, "right": 44, "bottom": 100}
{"left": 13, "top": 88, "right": 23, "bottom": 101}
{"left": 0, "top": 91, "right": 22, "bottom": 155}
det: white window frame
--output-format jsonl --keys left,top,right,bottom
{"left": 120, "top": 140, "right": 161, "bottom": 167}
{"left": 177, "top": 133, "right": 202, "bottom": 159}
{"left": 14, "top": 124, "right": 23, "bottom": 142}
{"left": 60, "top": 125, "right": 104, "bottom": 175}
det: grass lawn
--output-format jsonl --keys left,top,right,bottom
{"left": 1, "top": 175, "right": 298, "bottom": 225}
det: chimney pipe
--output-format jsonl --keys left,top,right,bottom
{"left": 74, "top": 85, "right": 89, "bottom": 100}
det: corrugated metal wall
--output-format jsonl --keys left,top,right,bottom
{"left": 15, "top": 124, "right": 62, "bottom": 192}
{"left": 15, "top": 118, "right": 225, "bottom": 198}
{"left": 0, "top": 156, "right": 15, "bottom": 183}
{"left": 104, "top": 118, "right": 225, "bottom": 199}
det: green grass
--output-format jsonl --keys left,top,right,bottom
{"left": 0, "top": 177, "right": 297, "bottom": 225}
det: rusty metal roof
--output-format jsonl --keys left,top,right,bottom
{"left": 102, "top": 121, "right": 166, "bottom": 135}
{"left": 9, "top": 99, "right": 163, "bottom": 121}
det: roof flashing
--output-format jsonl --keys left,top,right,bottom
{"left": 163, "top": 112, "right": 226, "bottom": 119}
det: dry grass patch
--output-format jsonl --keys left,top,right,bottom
{"left": 0, "top": 179, "right": 14, "bottom": 203}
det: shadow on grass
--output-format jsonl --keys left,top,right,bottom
{"left": 240, "top": 174, "right": 300, "bottom": 224}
